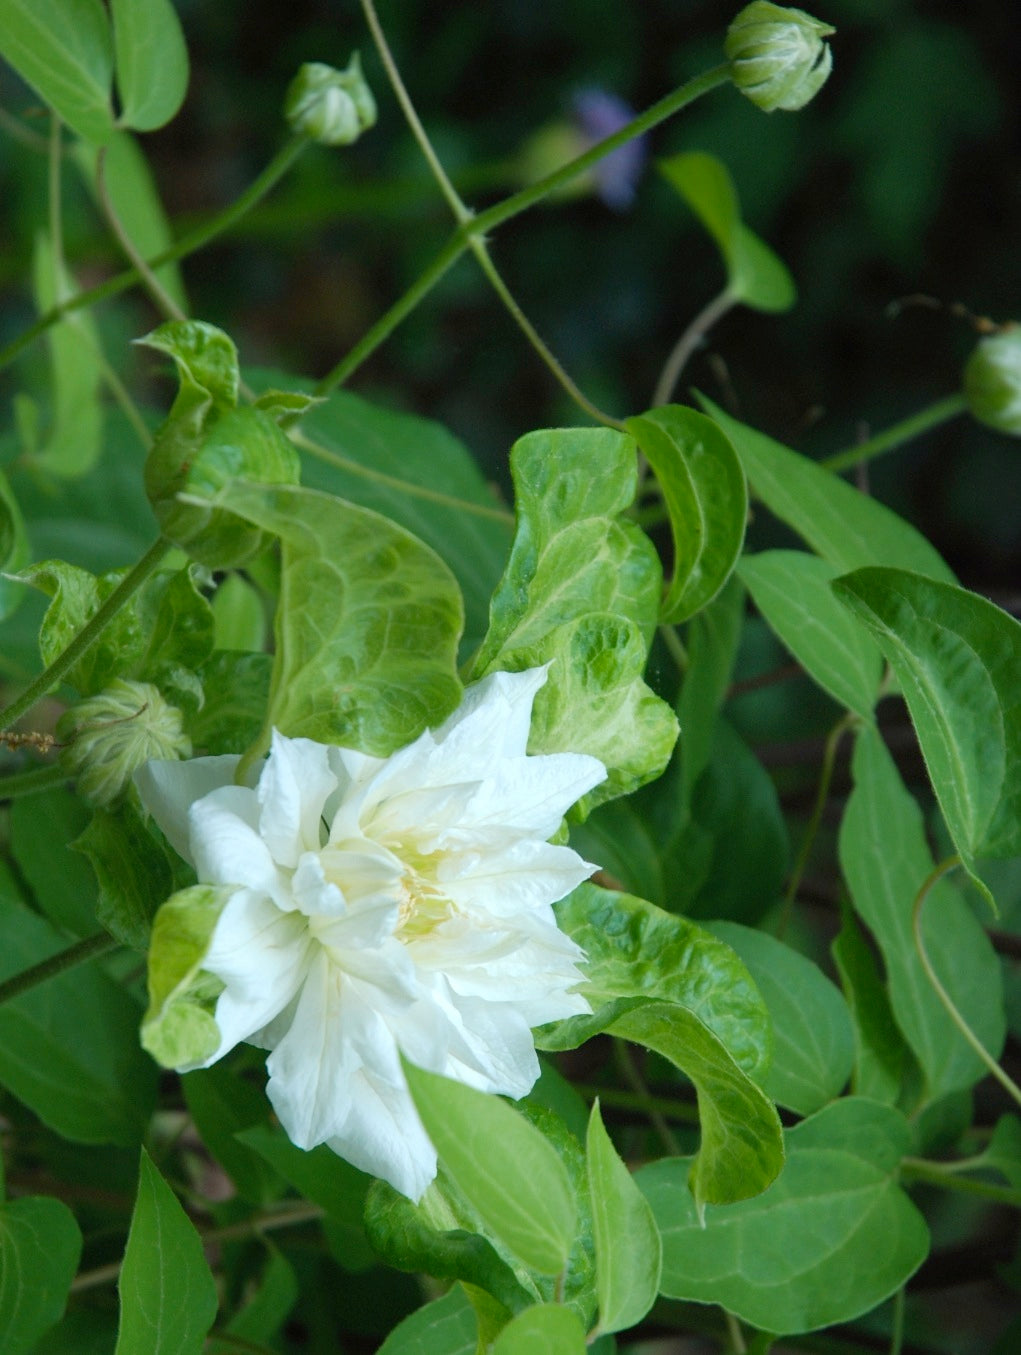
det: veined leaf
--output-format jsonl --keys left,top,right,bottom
{"left": 473, "top": 427, "right": 677, "bottom": 815}
{"left": 115, "top": 1150, "right": 218, "bottom": 1354}
{"left": 375, "top": 1286, "right": 479, "bottom": 1355}
{"left": 839, "top": 725, "right": 1004, "bottom": 1103}
{"left": 0, "top": 1194, "right": 81, "bottom": 1355}
{"left": 0, "top": 0, "right": 114, "bottom": 143}
{"left": 698, "top": 396, "right": 956, "bottom": 583}
{"left": 640, "top": 1098, "right": 928, "bottom": 1335}
{"left": 587, "top": 1102, "right": 661, "bottom": 1334}
{"left": 491, "top": 1303, "right": 587, "bottom": 1354}
{"left": 626, "top": 405, "right": 747, "bottom": 624}
{"left": 209, "top": 483, "right": 464, "bottom": 754}
{"left": 834, "top": 567, "right": 1021, "bottom": 877}
{"left": 111, "top": 0, "right": 188, "bottom": 132}
{"left": 739, "top": 550, "right": 883, "bottom": 717}
{"left": 402, "top": 1062, "right": 576, "bottom": 1276}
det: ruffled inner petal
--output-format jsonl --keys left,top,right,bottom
{"left": 188, "top": 785, "right": 292, "bottom": 907}
{"left": 134, "top": 754, "right": 241, "bottom": 862}
{"left": 258, "top": 732, "right": 337, "bottom": 867}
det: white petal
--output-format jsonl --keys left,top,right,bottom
{"left": 325, "top": 1072, "right": 437, "bottom": 1201}
{"left": 434, "top": 667, "right": 549, "bottom": 763}
{"left": 134, "top": 754, "right": 241, "bottom": 861}
{"left": 446, "top": 751, "right": 605, "bottom": 841}
{"left": 428, "top": 985, "right": 540, "bottom": 1098}
{"left": 258, "top": 732, "right": 337, "bottom": 868}
{"left": 438, "top": 838, "right": 598, "bottom": 915}
{"left": 203, "top": 890, "right": 311, "bottom": 1060}
{"left": 188, "top": 785, "right": 292, "bottom": 906}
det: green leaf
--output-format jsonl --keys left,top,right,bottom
{"left": 289, "top": 382, "right": 513, "bottom": 653}
{"left": 587, "top": 1102, "right": 661, "bottom": 1334}
{"left": 659, "top": 152, "right": 795, "bottom": 312}
{"left": 365, "top": 1175, "right": 536, "bottom": 1315}
{"left": 547, "top": 885, "right": 771, "bottom": 1082}
{"left": 74, "top": 132, "right": 187, "bottom": 312}
{"left": 607, "top": 1003, "right": 783, "bottom": 1213}
{"left": 626, "top": 405, "right": 748, "bottom": 624}
{"left": 639, "top": 1098, "right": 929, "bottom": 1335}
{"left": 189, "top": 651, "right": 272, "bottom": 754}
{"left": 74, "top": 800, "right": 174, "bottom": 950}
{"left": 739, "top": 551, "right": 883, "bottom": 717}
{"left": 211, "top": 573, "right": 266, "bottom": 651}
{"left": 831, "top": 906, "right": 906, "bottom": 1104}
{"left": 210, "top": 1244, "right": 297, "bottom": 1351}
{"left": 402, "top": 1062, "right": 576, "bottom": 1276}
{"left": 705, "top": 922, "right": 854, "bottom": 1116}
{"left": 180, "top": 1066, "right": 281, "bottom": 1207}
{"left": 833, "top": 567, "right": 1021, "bottom": 877}
{"left": 491, "top": 1303, "right": 587, "bottom": 1354}
{"left": 839, "top": 726, "right": 1005, "bottom": 1103}
{"left": 0, "top": 468, "right": 29, "bottom": 620}
{"left": 676, "top": 574, "right": 745, "bottom": 804}
{"left": 111, "top": 0, "right": 188, "bottom": 131}
{"left": 141, "top": 883, "right": 235, "bottom": 1069}
{"left": 31, "top": 233, "right": 105, "bottom": 477}
{"left": 375, "top": 1286, "right": 479, "bottom": 1355}
{"left": 10, "top": 789, "right": 98, "bottom": 937}
{"left": 211, "top": 482, "right": 464, "bottom": 754}
{"left": 236, "top": 1125, "right": 370, "bottom": 1234}
{"left": 0, "top": 0, "right": 114, "bottom": 143}
{"left": 0, "top": 1194, "right": 81, "bottom": 1355}
{"left": 698, "top": 396, "right": 956, "bottom": 583}
{"left": 115, "top": 1149, "right": 218, "bottom": 1355}
{"left": 474, "top": 427, "right": 677, "bottom": 815}
{"left": 0, "top": 884, "right": 156, "bottom": 1144}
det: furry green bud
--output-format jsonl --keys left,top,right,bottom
{"left": 284, "top": 56, "right": 376, "bottom": 146}
{"left": 725, "top": 3, "right": 834, "bottom": 112}
{"left": 59, "top": 679, "right": 191, "bottom": 806}
{"left": 964, "top": 328, "right": 1021, "bottom": 437}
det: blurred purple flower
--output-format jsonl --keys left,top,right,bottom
{"left": 571, "top": 88, "right": 647, "bottom": 210}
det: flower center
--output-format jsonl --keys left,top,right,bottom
{"left": 393, "top": 850, "right": 457, "bottom": 941}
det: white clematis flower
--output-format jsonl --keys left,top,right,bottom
{"left": 136, "top": 667, "right": 605, "bottom": 1200}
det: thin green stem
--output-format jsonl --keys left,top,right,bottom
{"left": 48, "top": 115, "right": 64, "bottom": 279}
{"left": 316, "top": 63, "right": 732, "bottom": 394}
{"left": 889, "top": 1290, "right": 905, "bottom": 1355}
{"left": 900, "top": 1156, "right": 1021, "bottom": 1209}
{"left": 0, "top": 932, "right": 116, "bottom": 1009}
{"left": 0, "top": 537, "right": 172, "bottom": 732}
{"left": 0, "top": 764, "right": 68, "bottom": 800}
{"left": 95, "top": 145, "right": 187, "bottom": 322}
{"left": 69, "top": 1201, "right": 325, "bottom": 1293}
{"left": 659, "top": 623, "right": 690, "bottom": 675}
{"left": 360, "top": 0, "right": 470, "bottom": 225}
{"left": 0, "top": 103, "right": 52, "bottom": 153}
{"left": 776, "top": 712, "right": 854, "bottom": 938}
{"left": 912, "top": 854, "right": 1021, "bottom": 1110}
{"left": 653, "top": 287, "right": 737, "bottom": 408}
{"left": 96, "top": 350, "right": 153, "bottom": 449}
{"left": 612, "top": 1038, "right": 683, "bottom": 1155}
{"left": 822, "top": 394, "right": 967, "bottom": 474}
{"left": 359, "top": 0, "right": 622, "bottom": 427}
{"left": 725, "top": 1310, "right": 748, "bottom": 1355}
{"left": 0, "top": 136, "right": 310, "bottom": 375}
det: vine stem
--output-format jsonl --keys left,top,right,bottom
{"left": 0, "top": 136, "right": 310, "bottom": 375}
{"left": 0, "top": 932, "right": 116, "bottom": 1009}
{"left": 775, "top": 712, "right": 855, "bottom": 937}
{"left": 0, "top": 536, "right": 172, "bottom": 732}
{"left": 612, "top": 1037, "right": 683, "bottom": 1156}
{"left": 653, "top": 287, "right": 736, "bottom": 408}
{"left": 358, "top": 0, "right": 624, "bottom": 427}
{"left": 821, "top": 393, "right": 968, "bottom": 474}
{"left": 899, "top": 1156, "right": 1021, "bottom": 1209}
{"left": 69, "top": 1201, "right": 325, "bottom": 1293}
{"left": 912, "top": 854, "right": 1021, "bottom": 1110}
{"left": 316, "top": 61, "right": 732, "bottom": 394}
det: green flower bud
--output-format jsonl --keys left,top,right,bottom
{"left": 284, "top": 55, "right": 376, "bottom": 146}
{"left": 964, "top": 328, "right": 1021, "bottom": 436}
{"left": 59, "top": 679, "right": 191, "bottom": 806}
{"left": 725, "top": 2, "right": 835, "bottom": 112}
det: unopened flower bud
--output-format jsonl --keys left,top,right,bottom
{"left": 725, "top": 3, "right": 834, "bottom": 113}
{"left": 284, "top": 56, "right": 376, "bottom": 146}
{"left": 59, "top": 679, "right": 191, "bottom": 806}
{"left": 964, "top": 328, "right": 1021, "bottom": 437}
